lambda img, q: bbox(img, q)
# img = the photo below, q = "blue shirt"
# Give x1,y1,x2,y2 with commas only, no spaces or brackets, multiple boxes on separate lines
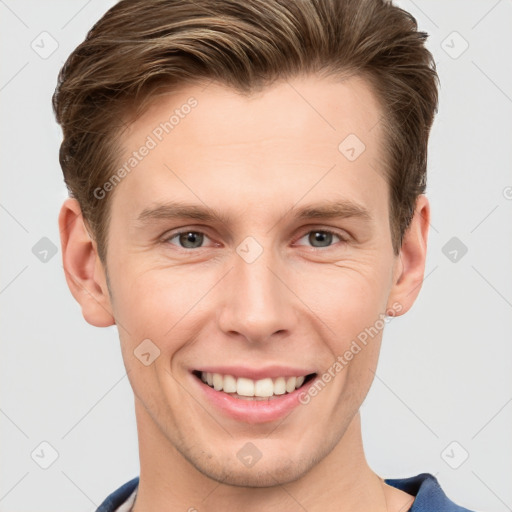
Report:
96,473,477,511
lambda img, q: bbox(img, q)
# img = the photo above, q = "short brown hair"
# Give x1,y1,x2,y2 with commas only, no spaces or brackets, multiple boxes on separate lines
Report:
53,0,439,263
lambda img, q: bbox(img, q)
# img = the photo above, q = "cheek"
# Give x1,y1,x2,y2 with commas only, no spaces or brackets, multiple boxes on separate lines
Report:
111,265,214,404
294,256,393,336
110,262,219,343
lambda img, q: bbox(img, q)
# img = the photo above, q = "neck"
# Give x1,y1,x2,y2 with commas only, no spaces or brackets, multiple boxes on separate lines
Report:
131,399,411,512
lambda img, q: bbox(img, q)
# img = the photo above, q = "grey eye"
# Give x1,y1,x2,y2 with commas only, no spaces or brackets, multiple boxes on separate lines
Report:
309,231,334,247
168,231,205,249
296,230,342,248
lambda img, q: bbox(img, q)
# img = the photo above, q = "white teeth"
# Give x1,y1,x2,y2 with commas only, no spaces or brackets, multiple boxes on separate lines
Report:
223,374,237,393
199,372,311,397
285,377,296,393
236,377,255,397
212,373,223,391
254,378,274,397
273,377,286,395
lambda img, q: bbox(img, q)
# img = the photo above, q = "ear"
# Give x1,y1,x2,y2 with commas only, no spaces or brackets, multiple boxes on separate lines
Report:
58,198,115,327
386,194,430,316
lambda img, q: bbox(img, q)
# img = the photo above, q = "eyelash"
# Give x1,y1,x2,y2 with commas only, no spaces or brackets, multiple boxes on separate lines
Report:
161,228,348,250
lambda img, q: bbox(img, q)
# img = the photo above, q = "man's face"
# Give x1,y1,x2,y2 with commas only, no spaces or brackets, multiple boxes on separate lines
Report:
102,75,403,486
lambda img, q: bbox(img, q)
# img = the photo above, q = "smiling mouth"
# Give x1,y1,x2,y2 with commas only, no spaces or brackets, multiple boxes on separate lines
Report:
192,370,317,400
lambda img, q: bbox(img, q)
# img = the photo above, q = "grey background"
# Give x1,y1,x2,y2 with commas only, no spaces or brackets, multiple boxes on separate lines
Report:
1,1,511,511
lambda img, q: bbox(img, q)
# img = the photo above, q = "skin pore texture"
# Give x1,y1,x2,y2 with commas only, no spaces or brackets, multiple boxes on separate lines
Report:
59,75,430,512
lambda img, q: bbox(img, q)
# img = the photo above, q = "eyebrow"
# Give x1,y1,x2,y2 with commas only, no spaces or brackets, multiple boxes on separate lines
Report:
291,201,372,222
135,199,372,227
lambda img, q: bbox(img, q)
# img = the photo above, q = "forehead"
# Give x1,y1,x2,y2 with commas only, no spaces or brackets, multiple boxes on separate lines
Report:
132,74,383,152
111,74,387,223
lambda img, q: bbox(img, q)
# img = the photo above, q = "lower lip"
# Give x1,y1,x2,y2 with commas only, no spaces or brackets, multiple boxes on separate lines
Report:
190,373,317,424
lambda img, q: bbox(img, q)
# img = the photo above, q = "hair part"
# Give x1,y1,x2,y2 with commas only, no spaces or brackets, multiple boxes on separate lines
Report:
53,0,439,263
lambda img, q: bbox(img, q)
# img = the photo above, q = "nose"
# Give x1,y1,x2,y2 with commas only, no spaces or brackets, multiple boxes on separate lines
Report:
217,242,297,344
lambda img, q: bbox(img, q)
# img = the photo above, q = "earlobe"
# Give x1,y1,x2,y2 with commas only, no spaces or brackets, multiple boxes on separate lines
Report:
386,195,430,316
58,198,115,327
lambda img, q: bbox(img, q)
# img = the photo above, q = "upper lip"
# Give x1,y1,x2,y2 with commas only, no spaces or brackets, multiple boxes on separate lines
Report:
192,365,316,380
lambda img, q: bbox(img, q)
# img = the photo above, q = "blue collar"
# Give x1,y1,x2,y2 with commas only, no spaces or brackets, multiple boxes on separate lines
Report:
96,473,475,511
385,473,475,511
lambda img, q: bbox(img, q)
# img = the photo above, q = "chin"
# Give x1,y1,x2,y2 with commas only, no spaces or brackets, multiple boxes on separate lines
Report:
210,465,301,488
192,453,312,488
